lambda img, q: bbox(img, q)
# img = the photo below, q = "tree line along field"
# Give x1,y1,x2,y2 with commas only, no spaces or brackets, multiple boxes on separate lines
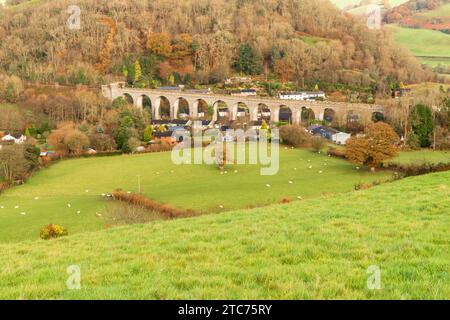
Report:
0,170,448,299
0,147,394,243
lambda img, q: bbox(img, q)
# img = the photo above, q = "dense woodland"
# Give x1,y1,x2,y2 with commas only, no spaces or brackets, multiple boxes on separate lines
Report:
0,0,434,92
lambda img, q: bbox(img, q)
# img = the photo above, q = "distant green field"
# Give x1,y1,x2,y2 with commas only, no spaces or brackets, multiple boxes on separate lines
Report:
419,3,450,18
330,0,409,10
0,147,393,243
0,171,448,299
419,57,450,68
386,150,450,165
331,0,362,9
2,0,46,10
386,24,450,67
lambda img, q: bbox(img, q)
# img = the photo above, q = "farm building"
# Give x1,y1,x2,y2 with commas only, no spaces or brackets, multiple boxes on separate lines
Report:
310,125,351,145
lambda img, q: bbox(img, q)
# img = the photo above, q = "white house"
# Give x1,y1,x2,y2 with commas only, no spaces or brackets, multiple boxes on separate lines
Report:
332,132,351,145
1,134,16,142
231,89,257,97
279,91,326,101
1,134,27,144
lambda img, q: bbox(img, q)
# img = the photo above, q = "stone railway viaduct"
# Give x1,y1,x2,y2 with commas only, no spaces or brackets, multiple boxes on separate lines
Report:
102,82,384,124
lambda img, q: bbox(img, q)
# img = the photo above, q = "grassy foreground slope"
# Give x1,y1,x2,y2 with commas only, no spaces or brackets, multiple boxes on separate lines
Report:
0,148,392,242
0,171,448,299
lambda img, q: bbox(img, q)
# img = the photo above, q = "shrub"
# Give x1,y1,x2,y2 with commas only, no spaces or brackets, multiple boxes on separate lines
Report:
112,190,196,219
127,137,142,153
105,202,163,225
354,183,371,191
89,133,117,152
407,132,421,150
280,197,291,204
40,224,68,240
143,125,154,143
279,125,310,148
327,147,346,159
146,142,173,153
64,130,90,154
311,135,326,152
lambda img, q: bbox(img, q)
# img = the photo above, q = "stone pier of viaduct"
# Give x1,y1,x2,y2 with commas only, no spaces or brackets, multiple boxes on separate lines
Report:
102,82,384,124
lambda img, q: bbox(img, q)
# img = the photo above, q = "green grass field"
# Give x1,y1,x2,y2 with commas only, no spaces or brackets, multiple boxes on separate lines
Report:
0,147,393,243
419,3,450,18
387,150,450,165
0,171,448,299
386,24,450,68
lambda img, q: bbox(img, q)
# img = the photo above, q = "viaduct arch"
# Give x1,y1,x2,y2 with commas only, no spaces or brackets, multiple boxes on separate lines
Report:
102,82,385,125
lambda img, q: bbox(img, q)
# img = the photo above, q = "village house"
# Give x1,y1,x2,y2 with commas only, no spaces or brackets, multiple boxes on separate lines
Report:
231,89,257,97
310,125,351,145
1,134,27,145
279,91,326,101
332,131,351,145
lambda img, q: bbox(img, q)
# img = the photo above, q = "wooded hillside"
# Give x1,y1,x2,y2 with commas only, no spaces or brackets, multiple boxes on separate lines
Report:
0,0,433,89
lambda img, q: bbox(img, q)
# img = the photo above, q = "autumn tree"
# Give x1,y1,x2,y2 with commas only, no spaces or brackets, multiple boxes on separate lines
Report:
0,104,26,134
274,58,294,83
279,125,310,148
134,60,142,84
171,33,193,57
64,130,90,154
94,17,116,72
0,75,23,103
0,144,38,182
346,122,399,169
146,32,172,57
